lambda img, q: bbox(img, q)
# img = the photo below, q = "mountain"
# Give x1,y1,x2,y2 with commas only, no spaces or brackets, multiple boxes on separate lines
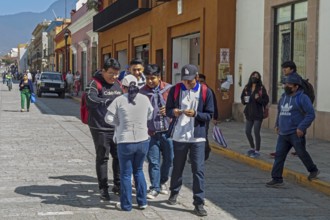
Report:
0,0,77,56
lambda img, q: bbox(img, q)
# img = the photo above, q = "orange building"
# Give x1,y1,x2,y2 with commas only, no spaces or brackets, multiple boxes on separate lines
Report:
93,0,236,119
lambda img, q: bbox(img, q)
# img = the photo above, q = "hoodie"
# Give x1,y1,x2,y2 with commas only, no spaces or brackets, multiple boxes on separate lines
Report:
85,71,123,130
276,89,315,135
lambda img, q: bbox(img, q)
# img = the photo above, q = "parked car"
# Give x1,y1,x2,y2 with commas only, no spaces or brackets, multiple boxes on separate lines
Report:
36,72,65,98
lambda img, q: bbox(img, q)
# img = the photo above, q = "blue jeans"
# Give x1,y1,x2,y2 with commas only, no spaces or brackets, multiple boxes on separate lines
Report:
147,132,173,192
271,133,318,181
117,140,149,211
170,141,205,206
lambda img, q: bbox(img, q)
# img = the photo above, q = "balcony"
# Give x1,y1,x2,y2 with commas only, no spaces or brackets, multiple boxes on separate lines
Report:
93,0,151,32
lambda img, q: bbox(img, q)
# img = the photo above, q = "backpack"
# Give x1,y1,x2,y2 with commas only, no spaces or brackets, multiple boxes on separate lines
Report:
173,83,208,103
80,78,102,124
300,78,315,104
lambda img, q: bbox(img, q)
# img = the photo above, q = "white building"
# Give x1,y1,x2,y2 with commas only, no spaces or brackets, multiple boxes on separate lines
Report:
234,0,330,141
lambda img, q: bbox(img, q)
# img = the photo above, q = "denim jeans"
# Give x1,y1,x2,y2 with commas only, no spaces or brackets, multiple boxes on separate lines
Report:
147,132,173,192
90,129,120,190
245,119,262,151
271,133,318,181
117,140,149,211
170,141,205,206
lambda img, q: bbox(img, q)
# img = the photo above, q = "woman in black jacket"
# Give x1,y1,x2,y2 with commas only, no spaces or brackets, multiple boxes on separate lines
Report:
241,71,269,158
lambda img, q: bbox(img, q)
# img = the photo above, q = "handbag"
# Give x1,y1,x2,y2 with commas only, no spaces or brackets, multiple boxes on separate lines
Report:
263,105,269,119
31,93,36,103
212,126,227,148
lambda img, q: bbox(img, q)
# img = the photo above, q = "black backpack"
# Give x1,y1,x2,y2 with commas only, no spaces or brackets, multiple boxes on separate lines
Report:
300,78,315,104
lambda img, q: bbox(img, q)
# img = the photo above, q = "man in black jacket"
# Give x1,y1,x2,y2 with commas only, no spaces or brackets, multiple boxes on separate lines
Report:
86,58,122,201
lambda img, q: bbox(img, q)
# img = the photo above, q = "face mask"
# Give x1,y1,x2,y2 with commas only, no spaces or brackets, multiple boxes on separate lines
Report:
251,77,259,83
284,86,294,95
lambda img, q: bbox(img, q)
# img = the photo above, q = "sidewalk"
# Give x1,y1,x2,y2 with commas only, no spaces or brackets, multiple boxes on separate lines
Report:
208,121,330,196
67,94,330,196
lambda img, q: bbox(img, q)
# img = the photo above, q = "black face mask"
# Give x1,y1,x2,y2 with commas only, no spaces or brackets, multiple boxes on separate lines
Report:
251,77,259,83
284,86,294,95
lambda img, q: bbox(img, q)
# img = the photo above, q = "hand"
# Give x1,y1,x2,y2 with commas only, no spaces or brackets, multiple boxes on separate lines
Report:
255,94,259,99
173,108,183,117
183,109,195,117
159,106,166,116
275,127,279,134
296,129,304,137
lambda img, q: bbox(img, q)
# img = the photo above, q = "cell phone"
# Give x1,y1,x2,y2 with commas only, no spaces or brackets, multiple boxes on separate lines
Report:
178,109,184,113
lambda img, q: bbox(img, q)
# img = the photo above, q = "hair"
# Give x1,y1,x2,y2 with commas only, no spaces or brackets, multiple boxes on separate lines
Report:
103,58,120,71
130,58,143,66
144,64,161,76
245,71,263,89
122,82,139,105
198,73,206,81
281,61,297,72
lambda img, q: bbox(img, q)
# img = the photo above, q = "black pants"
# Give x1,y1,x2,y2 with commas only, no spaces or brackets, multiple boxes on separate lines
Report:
90,129,120,190
245,119,262,151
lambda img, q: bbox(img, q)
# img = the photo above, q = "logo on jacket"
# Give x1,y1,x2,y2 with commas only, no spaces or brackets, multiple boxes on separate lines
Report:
280,103,292,116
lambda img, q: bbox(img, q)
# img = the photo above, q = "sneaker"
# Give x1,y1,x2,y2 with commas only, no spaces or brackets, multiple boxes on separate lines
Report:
168,192,178,205
247,149,255,156
250,151,260,158
160,183,169,195
100,188,110,201
138,204,148,210
20,109,25,112
194,204,208,217
27,109,29,112
269,152,276,157
115,202,122,210
308,170,320,181
147,189,159,199
112,185,120,195
266,179,284,188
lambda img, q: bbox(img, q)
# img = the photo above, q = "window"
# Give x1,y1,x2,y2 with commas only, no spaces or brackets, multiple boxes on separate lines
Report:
273,1,307,103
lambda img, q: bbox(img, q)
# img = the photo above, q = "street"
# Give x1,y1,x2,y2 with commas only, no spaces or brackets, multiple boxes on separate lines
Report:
0,81,329,220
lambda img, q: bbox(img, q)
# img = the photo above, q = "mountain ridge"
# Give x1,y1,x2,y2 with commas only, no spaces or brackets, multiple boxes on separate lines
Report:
0,0,76,55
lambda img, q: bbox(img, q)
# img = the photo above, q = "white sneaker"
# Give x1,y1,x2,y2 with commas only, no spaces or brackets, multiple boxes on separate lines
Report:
160,183,169,195
115,202,122,210
138,204,148,210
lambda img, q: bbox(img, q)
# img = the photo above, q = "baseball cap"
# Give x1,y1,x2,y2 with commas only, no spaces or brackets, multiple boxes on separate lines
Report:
181,64,198,81
284,74,301,86
122,74,138,87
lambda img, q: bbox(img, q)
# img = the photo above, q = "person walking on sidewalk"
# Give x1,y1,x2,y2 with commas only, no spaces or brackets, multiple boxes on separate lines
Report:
74,71,81,96
241,71,269,158
66,70,74,95
19,73,34,112
85,58,122,201
166,64,214,217
139,64,173,200
266,74,319,187
105,74,153,211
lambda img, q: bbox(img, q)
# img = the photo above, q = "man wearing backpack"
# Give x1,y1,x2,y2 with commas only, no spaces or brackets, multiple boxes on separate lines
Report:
139,64,173,200
165,64,214,217
270,61,315,157
266,74,319,187
85,58,123,201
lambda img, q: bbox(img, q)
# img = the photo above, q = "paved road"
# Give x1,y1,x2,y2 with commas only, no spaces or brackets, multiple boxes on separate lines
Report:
0,81,329,220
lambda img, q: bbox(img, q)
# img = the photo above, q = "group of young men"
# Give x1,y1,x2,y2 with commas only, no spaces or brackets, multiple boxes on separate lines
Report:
85,58,215,216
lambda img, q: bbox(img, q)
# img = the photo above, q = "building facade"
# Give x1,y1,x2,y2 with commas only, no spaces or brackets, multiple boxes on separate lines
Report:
93,0,236,119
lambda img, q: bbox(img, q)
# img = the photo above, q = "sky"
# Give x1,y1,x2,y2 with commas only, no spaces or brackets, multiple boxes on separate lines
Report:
0,0,58,16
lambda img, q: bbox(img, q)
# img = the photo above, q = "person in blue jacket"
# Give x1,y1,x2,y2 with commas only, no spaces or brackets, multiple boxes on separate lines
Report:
266,74,319,188
165,64,214,217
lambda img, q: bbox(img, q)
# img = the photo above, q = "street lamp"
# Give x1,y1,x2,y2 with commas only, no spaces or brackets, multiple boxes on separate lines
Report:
64,29,69,73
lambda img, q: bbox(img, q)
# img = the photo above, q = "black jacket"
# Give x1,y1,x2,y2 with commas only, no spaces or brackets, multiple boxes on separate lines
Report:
240,85,269,121
86,71,123,130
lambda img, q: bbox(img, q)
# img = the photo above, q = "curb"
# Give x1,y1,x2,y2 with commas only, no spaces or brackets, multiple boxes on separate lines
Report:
210,143,330,197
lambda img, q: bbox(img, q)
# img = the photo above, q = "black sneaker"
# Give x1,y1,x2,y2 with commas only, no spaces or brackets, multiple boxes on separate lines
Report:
112,185,120,195
308,170,320,181
194,204,208,217
168,192,178,205
266,179,284,188
100,188,110,201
